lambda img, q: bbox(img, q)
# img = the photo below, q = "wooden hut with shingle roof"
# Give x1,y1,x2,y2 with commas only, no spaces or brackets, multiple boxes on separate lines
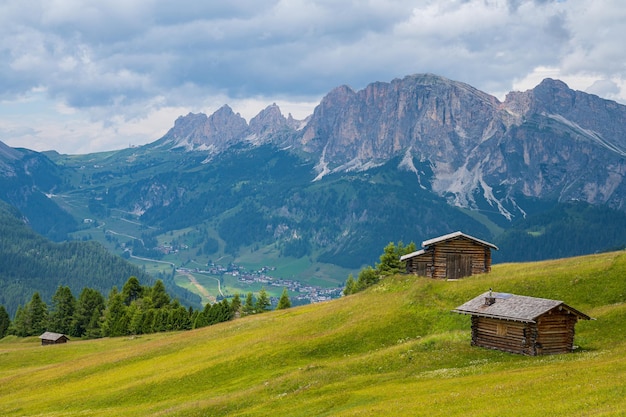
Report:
400,231,498,279
452,291,591,355
39,332,69,346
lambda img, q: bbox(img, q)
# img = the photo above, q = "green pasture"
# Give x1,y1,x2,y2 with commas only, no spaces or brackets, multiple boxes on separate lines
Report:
2,251,626,416
174,271,284,305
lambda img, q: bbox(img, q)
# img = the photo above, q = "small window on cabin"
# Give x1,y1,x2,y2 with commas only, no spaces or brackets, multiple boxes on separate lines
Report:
496,323,508,336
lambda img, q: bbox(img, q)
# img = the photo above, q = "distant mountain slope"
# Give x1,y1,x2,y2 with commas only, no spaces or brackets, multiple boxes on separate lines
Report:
0,142,76,240
0,200,200,316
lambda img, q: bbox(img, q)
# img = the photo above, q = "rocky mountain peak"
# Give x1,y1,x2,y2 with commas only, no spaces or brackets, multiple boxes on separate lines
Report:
301,73,504,172
154,105,248,152
152,102,305,153
204,105,248,150
248,103,288,139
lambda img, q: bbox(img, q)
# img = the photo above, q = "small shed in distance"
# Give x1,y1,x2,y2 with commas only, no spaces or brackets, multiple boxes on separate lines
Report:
452,292,591,355
39,332,69,346
400,231,497,279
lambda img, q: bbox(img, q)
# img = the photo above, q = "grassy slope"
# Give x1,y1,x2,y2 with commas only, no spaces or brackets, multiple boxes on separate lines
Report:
1,252,626,416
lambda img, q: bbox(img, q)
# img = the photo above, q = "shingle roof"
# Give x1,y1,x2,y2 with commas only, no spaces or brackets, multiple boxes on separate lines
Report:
452,292,591,323
399,249,426,261
39,332,68,341
422,231,498,250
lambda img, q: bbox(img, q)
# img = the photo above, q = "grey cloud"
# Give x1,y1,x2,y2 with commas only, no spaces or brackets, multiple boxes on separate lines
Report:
0,126,39,138
0,0,624,120
586,79,620,98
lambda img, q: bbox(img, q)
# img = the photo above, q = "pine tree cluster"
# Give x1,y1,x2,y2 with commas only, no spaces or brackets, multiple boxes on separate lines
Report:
0,280,292,340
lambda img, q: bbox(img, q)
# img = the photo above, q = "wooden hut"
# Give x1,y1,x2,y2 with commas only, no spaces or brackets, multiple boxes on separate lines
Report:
39,332,69,346
400,231,497,279
452,291,591,355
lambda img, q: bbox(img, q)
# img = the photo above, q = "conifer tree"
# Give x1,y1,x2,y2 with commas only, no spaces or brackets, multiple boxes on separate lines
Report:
121,276,143,306
170,304,191,330
127,303,144,335
255,288,271,312
276,288,291,310
141,309,156,334
103,288,128,337
193,306,209,329
11,305,30,337
151,280,170,309
376,241,416,275
0,305,10,339
28,292,48,335
230,293,242,318
356,266,379,291
219,299,231,322
72,288,105,338
152,308,170,332
49,286,76,335
343,274,357,296
204,302,218,326
85,308,104,339
243,292,255,316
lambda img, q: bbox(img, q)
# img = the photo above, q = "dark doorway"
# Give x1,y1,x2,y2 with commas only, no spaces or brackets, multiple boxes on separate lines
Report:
446,254,472,279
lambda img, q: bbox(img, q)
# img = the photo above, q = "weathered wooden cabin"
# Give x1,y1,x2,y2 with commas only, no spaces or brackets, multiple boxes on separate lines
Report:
39,332,69,346
400,231,497,279
452,292,591,355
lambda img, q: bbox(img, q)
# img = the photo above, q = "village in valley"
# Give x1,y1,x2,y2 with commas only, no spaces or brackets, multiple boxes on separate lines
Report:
176,262,343,305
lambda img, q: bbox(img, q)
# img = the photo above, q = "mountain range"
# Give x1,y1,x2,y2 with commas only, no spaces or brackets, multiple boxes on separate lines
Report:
154,74,626,218
1,73,626,306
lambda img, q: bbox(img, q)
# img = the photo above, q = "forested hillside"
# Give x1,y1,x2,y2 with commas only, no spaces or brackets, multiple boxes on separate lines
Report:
0,201,200,316
0,144,77,241
493,201,626,262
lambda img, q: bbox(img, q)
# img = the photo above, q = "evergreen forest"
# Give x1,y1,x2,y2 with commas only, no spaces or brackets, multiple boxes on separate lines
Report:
0,200,200,317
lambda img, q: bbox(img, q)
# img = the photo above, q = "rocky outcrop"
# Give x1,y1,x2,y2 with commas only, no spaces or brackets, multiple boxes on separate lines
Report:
154,103,303,152
156,105,248,153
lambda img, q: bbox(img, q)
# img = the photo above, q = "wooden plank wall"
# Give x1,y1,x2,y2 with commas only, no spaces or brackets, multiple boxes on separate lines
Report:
406,253,434,277
432,239,491,279
471,317,533,355
472,311,579,355
536,311,578,355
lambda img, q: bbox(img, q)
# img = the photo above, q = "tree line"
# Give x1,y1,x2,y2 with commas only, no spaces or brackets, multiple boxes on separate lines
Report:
0,277,292,340
343,241,416,295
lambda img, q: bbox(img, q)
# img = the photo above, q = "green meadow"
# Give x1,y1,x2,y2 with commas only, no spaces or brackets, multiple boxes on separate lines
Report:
1,251,626,416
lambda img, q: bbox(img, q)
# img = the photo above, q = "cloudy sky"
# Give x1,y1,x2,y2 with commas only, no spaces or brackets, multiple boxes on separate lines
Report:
1,0,624,154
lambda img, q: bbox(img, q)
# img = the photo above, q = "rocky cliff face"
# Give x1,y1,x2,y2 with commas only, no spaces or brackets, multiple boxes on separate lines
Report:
149,73,626,218
478,78,626,214
299,74,626,218
301,74,503,167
